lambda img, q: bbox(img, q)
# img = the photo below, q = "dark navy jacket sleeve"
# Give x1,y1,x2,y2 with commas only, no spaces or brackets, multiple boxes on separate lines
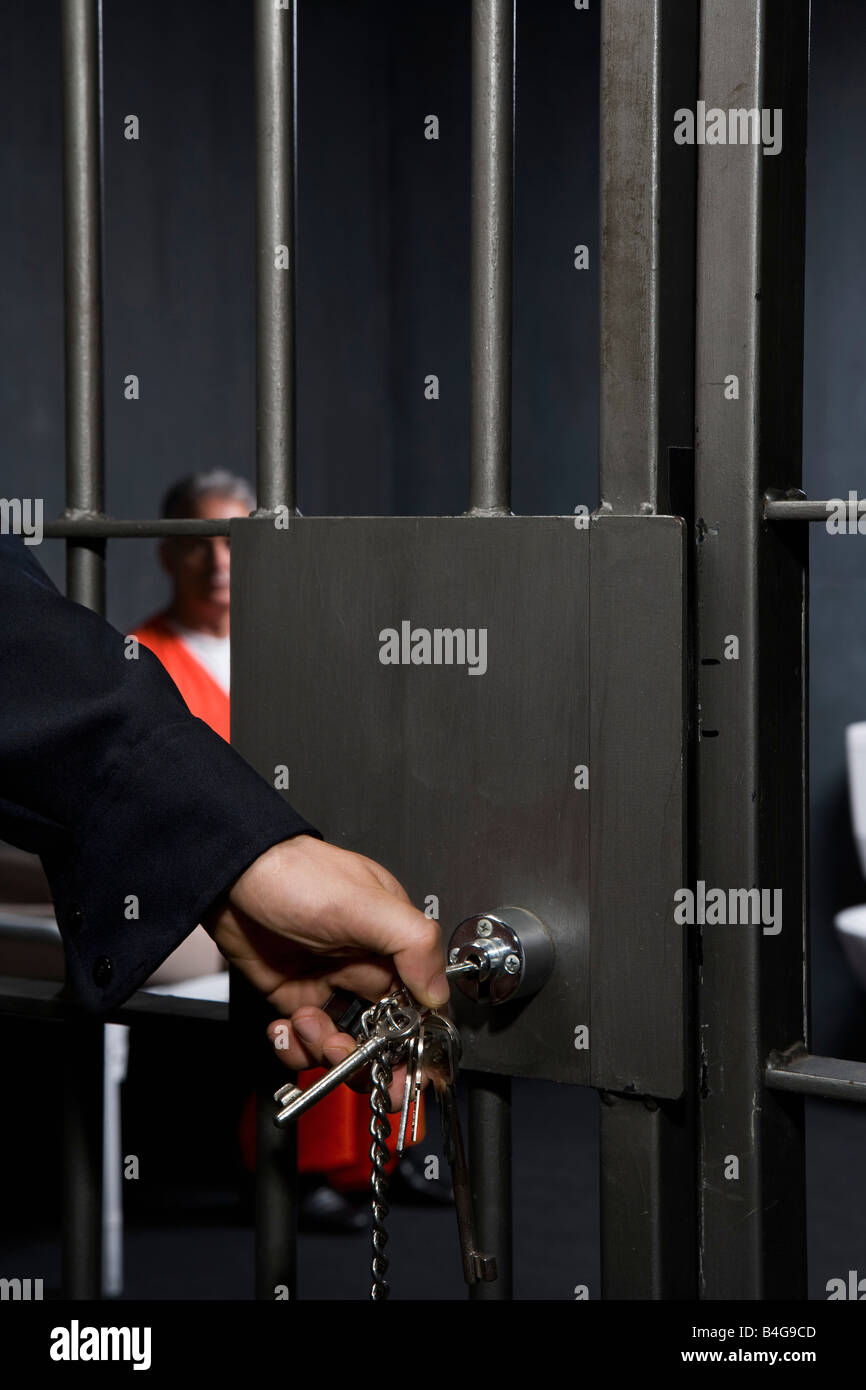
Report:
0,535,321,1012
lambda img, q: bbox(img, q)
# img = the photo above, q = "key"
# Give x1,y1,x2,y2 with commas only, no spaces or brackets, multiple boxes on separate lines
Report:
396,1027,425,1158
272,991,378,1112
396,1001,461,1157
273,996,421,1126
273,991,388,1115
409,1030,425,1147
425,1015,497,1285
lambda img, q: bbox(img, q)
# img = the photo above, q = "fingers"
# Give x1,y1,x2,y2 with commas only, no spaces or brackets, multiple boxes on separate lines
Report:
365,897,449,1009
228,835,449,1010
263,961,398,1020
266,1007,409,1110
324,892,447,1009
266,1009,357,1072
320,959,400,1002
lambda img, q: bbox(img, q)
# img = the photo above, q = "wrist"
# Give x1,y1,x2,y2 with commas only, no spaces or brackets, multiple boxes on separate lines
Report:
226,832,319,914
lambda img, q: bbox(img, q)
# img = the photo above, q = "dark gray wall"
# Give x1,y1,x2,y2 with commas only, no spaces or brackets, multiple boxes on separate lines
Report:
0,0,863,1050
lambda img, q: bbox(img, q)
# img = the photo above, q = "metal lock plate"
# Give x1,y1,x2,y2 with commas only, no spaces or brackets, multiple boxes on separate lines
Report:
231,513,686,1095
231,514,591,1084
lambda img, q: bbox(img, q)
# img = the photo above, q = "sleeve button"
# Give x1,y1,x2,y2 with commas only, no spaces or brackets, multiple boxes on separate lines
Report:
92,956,113,988
68,905,84,936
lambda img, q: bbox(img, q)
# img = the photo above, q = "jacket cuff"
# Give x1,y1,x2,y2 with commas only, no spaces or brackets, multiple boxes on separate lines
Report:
43,717,321,1012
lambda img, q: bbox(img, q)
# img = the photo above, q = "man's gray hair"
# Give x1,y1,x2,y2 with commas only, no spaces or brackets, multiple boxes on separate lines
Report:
160,470,256,519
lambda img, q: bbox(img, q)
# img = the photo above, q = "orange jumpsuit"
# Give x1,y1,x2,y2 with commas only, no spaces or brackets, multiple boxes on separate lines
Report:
132,612,413,1186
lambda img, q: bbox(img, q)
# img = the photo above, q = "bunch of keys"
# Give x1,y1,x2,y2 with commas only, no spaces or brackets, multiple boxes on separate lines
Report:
273,976,497,1300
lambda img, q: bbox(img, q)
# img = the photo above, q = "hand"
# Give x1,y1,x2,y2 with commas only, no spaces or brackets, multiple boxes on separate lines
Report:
203,834,448,1103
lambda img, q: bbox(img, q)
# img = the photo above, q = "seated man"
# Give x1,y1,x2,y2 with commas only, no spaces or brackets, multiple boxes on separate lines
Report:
131,470,240,742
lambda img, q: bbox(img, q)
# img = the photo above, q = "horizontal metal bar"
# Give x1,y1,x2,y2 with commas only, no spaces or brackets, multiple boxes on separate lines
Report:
765,1050,866,1102
42,517,234,538
0,975,228,1027
764,497,854,522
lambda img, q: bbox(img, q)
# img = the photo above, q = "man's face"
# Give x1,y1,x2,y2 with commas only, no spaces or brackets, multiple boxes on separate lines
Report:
160,492,250,627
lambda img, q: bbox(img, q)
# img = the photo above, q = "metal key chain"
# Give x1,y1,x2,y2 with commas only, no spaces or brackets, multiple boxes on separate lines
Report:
368,1047,395,1300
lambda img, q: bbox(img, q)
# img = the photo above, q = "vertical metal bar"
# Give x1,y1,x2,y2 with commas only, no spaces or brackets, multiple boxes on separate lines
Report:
60,0,105,1300
61,1023,104,1299
254,0,297,514
230,970,299,1300
467,1073,513,1300
62,0,105,610
254,1026,299,1301
234,973,301,1302
599,1093,695,1298
599,0,698,516
596,0,699,1299
694,0,810,1298
466,4,515,1269
250,0,299,1299
468,0,514,516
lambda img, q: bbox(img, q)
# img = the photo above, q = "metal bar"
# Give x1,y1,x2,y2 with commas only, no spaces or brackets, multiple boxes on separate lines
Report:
250,0,299,1298
599,1092,696,1298
595,0,699,1301
254,0,297,514
599,0,699,515
589,516,688,1099
765,497,863,522
43,517,232,538
60,0,106,1301
694,0,810,1300
229,970,297,1299
467,1072,512,1300
61,1019,104,1299
766,1051,866,1102
468,0,514,516
0,976,228,1027
62,0,105,611
254,1043,298,1301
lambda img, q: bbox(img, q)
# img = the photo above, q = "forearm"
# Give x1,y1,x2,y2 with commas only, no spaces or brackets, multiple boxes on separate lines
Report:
0,536,320,1010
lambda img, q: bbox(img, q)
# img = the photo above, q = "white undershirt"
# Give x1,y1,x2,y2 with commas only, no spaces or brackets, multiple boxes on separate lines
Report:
165,619,231,694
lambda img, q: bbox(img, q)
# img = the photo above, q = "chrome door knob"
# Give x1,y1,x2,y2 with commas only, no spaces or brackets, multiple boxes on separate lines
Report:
447,907,554,1005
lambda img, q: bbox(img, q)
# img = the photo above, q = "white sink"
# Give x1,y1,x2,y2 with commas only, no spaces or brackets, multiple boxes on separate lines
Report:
835,904,866,992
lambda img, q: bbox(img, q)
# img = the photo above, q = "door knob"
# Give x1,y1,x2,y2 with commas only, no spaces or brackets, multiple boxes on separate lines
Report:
447,906,554,1005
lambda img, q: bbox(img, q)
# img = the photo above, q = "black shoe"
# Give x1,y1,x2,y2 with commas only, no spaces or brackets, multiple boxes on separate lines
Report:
298,1179,368,1234
387,1153,454,1207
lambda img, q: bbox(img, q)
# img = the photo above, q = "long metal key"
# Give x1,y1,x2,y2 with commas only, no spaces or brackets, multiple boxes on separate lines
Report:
424,1013,497,1285
395,1026,424,1157
273,996,420,1125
